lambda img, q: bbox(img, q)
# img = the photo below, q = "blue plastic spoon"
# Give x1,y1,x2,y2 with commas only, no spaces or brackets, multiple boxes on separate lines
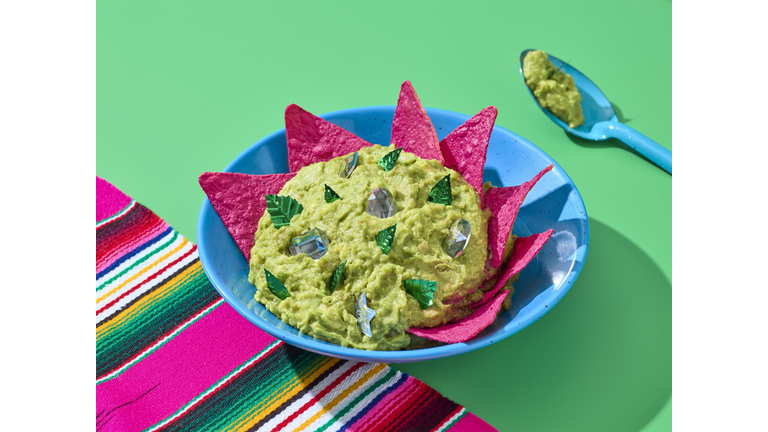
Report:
519,49,672,174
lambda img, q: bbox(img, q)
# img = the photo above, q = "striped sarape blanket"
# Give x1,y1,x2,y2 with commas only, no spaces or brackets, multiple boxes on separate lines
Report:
96,177,496,432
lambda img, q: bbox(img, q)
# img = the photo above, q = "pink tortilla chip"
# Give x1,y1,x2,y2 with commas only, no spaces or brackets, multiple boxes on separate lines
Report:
484,164,554,268
285,104,373,173
391,81,444,164
439,106,497,202
442,287,479,305
471,229,554,309
199,171,296,259
408,289,510,344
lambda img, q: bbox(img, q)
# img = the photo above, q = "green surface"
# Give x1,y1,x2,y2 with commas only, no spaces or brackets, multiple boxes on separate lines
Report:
97,1,671,431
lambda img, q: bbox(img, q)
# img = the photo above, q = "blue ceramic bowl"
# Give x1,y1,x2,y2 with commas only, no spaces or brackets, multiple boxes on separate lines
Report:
197,106,589,363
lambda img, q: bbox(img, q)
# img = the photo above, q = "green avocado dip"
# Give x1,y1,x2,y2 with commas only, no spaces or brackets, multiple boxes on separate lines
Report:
247,145,502,351
523,50,585,128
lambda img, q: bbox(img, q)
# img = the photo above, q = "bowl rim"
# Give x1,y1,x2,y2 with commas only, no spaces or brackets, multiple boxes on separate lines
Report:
197,105,590,363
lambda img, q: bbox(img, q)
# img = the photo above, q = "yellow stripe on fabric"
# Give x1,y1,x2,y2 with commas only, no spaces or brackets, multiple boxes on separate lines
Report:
95,298,225,385
96,260,201,338
292,363,387,432
223,356,340,432
96,237,189,304
96,260,202,339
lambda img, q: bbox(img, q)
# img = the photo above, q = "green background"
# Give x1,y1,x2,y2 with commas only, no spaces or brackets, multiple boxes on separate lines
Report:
97,1,671,430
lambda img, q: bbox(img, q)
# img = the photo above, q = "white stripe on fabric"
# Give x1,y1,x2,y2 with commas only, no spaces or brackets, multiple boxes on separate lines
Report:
96,242,196,323
253,361,359,432
96,218,170,274
276,363,381,432
436,408,466,432
143,341,284,432
277,364,378,432
292,365,389,432
96,299,225,385
324,371,404,432
96,229,178,290
95,235,189,312
96,200,137,228
95,232,185,302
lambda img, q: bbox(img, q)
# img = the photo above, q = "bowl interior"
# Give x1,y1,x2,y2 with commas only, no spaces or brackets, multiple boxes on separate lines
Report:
197,106,589,363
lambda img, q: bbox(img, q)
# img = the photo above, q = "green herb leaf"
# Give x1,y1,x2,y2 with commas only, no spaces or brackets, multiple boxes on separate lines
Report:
327,260,347,294
265,194,303,228
427,175,452,205
375,223,397,255
264,269,290,300
403,279,437,309
377,147,403,172
324,184,342,203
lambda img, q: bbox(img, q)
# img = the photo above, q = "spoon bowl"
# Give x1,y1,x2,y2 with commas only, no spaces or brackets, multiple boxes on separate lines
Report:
519,49,672,174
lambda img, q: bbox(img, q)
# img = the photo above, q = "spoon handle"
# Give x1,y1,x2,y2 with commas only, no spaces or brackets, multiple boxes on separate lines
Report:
600,122,672,174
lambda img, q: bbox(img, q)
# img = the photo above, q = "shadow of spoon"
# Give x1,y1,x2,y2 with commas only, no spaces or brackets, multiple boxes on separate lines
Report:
518,49,672,174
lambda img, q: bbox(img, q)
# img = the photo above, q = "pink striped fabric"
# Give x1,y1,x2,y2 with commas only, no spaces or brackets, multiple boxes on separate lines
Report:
96,176,498,432
97,176,132,222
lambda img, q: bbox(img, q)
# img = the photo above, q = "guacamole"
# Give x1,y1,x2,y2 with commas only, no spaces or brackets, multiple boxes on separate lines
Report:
523,50,585,128
248,145,495,351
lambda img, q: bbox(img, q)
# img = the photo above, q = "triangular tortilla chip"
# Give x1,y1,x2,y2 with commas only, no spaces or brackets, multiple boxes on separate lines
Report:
199,171,296,259
407,289,510,344
471,229,554,309
439,106,497,202
484,164,553,268
442,287,478,305
285,104,373,173
391,81,444,164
